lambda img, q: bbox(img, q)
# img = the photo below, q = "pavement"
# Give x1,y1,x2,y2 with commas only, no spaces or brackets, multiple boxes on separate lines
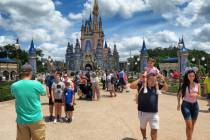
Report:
0,87,210,140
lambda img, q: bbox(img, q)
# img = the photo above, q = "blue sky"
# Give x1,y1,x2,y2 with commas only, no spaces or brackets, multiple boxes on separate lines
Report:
0,0,210,60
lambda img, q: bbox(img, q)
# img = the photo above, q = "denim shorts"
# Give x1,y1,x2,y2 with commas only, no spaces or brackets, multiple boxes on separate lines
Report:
181,100,199,120
206,94,210,99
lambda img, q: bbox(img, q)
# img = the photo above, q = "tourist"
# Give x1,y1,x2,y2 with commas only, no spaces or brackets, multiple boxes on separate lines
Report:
102,71,106,90
45,70,56,121
107,71,117,97
203,70,210,111
143,58,165,94
130,72,168,140
91,72,100,101
11,63,46,140
51,72,65,123
177,67,200,140
119,69,126,90
64,79,75,123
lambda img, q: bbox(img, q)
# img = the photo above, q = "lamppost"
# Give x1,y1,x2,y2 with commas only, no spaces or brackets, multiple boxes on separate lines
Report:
192,56,206,75
137,58,140,72
135,62,138,73
127,62,130,72
14,38,20,79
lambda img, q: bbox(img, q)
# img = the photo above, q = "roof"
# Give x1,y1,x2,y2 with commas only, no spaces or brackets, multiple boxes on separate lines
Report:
160,57,178,63
29,39,36,54
0,58,17,63
140,39,148,54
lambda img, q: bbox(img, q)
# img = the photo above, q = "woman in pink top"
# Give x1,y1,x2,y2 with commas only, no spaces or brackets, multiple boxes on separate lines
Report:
177,68,200,140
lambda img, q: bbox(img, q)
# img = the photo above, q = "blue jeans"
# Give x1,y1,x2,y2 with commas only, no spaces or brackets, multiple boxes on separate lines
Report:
181,100,199,120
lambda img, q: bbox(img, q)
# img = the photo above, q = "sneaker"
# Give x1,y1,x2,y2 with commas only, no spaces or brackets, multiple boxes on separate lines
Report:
58,118,63,123
49,116,54,121
208,108,210,111
143,88,148,94
64,116,68,121
156,90,162,95
53,119,57,124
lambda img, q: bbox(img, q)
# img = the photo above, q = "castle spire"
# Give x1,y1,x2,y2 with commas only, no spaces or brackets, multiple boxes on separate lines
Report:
141,39,147,53
29,39,36,54
93,0,99,17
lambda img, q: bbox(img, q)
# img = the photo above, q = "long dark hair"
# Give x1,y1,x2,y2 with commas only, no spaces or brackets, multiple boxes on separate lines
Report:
180,70,199,98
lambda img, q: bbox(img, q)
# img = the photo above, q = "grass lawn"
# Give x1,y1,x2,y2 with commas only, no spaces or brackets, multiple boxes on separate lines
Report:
0,81,14,102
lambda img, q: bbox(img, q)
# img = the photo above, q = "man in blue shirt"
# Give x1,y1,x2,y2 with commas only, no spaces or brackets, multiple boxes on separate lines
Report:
130,72,168,140
45,70,56,121
11,63,46,140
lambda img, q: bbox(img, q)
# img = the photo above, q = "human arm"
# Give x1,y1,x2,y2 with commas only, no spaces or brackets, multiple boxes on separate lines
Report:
35,82,46,96
177,89,182,111
51,83,55,103
130,79,140,89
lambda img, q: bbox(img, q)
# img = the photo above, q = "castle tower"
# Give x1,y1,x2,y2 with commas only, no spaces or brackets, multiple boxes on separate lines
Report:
113,44,119,70
65,42,74,71
140,39,148,72
28,39,37,74
108,47,113,69
92,0,99,50
96,39,104,69
74,39,81,71
177,36,189,74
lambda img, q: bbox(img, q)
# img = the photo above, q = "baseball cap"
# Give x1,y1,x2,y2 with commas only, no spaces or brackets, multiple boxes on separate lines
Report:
21,63,32,72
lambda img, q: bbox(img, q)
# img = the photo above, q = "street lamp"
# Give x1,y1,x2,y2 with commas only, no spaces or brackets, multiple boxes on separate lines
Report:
137,58,140,72
14,38,20,79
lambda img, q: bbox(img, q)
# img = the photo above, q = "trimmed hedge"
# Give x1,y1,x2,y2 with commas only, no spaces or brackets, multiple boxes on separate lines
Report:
0,81,14,102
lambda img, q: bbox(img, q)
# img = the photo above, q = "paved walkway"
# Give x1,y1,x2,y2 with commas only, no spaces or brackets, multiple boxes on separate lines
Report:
0,88,210,140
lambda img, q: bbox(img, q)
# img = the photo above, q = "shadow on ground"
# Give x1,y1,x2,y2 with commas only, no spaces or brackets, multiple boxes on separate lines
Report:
122,138,137,140
199,109,210,113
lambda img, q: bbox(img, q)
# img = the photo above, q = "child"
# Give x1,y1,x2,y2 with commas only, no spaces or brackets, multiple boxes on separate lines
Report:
52,72,65,123
143,58,165,94
64,79,75,123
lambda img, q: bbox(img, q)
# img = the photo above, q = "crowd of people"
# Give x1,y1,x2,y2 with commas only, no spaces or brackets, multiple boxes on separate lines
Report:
10,57,210,140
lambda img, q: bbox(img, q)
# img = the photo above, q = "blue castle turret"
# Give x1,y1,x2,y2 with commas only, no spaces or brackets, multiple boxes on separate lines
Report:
177,36,189,74
140,39,148,72
28,39,37,74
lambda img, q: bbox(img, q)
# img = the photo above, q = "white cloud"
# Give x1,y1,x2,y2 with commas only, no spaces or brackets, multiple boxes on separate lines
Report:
0,36,14,46
108,30,179,60
193,23,210,41
0,0,71,43
38,42,66,60
54,0,62,6
68,13,83,21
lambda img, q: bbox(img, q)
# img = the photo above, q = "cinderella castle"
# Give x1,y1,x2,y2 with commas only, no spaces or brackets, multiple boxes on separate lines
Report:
65,0,119,71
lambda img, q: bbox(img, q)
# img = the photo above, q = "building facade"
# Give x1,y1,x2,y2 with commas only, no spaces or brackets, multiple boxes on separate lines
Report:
65,0,119,71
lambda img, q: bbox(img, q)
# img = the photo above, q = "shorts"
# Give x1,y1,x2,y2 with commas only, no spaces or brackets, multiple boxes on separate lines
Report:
138,111,159,129
49,96,54,105
181,100,199,120
206,94,210,100
17,120,45,140
54,99,63,103
65,104,74,111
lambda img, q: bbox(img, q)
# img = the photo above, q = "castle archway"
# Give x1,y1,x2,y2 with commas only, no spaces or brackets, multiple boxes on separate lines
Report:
85,64,92,71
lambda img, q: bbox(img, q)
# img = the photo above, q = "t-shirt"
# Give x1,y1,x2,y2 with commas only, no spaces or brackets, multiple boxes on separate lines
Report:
138,87,158,113
119,71,124,78
204,76,210,94
11,80,46,124
144,66,160,75
183,83,199,103
64,88,74,104
45,75,55,94
52,81,65,99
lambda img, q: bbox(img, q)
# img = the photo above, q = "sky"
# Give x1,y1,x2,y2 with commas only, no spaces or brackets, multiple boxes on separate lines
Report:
0,0,210,61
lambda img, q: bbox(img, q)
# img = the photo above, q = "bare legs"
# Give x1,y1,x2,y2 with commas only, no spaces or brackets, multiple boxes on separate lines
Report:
140,128,157,140
185,120,197,140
